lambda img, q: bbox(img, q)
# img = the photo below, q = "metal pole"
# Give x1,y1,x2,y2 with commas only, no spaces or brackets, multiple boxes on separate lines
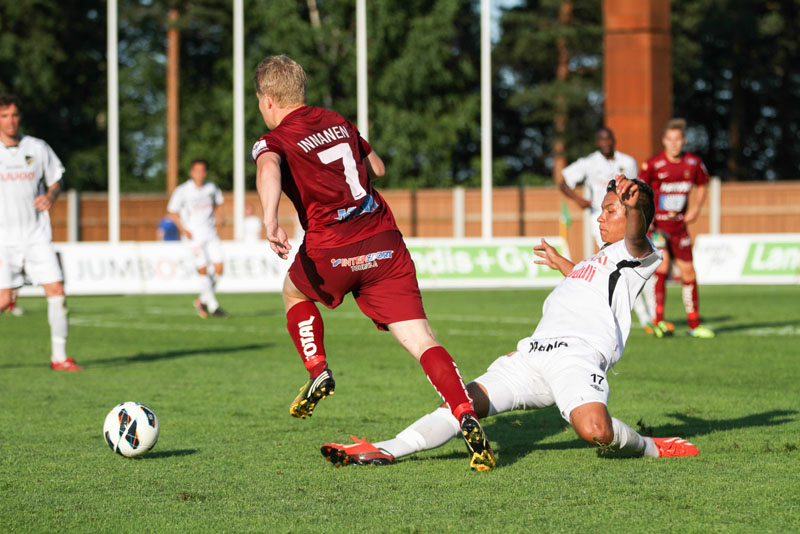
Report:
453,186,465,238
709,175,721,234
233,0,245,240
480,0,492,239
66,189,80,242
356,0,368,140
107,0,120,243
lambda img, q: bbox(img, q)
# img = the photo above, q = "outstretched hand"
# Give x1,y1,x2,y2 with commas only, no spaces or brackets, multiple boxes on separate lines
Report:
266,221,291,260
533,239,561,270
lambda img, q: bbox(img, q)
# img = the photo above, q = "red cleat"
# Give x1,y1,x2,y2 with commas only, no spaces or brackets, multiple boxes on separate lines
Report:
320,435,394,467
193,298,208,319
51,358,82,371
652,437,699,457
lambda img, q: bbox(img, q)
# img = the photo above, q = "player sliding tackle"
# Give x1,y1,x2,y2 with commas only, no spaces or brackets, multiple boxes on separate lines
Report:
252,55,494,471
321,176,699,466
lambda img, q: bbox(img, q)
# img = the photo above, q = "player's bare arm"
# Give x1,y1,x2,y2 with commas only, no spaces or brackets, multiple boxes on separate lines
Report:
365,150,385,180
615,177,653,258
33,180,61,211
167,211,192,240
533,239,575,276
255,151,291,259
684,183,707,224
558,179,591,210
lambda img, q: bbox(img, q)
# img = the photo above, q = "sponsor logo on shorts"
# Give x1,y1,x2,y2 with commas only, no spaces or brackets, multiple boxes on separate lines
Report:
331,250,393,272
528,340,568,352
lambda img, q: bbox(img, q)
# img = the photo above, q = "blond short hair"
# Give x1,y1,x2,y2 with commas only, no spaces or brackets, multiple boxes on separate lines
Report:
253,55,306,107
664,118,687,136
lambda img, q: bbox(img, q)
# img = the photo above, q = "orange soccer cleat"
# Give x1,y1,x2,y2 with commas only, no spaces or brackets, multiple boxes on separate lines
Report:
320,435,394,467
651,437,699,457
51,358,82,371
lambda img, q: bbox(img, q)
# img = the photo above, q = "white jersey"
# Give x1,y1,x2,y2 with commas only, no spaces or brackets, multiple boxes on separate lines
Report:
0,135,64,244
527,239,661,367
167,180,224,242
562,150,638,212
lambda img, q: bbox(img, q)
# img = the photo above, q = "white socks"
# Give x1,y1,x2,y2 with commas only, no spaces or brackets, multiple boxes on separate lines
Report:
200,272,219,313
632,295,652,327
611,417,658,457
374,407,460,459
47,296,68,363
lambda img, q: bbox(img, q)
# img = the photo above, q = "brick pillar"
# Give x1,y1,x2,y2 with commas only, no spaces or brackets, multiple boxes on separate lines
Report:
604,0,672,166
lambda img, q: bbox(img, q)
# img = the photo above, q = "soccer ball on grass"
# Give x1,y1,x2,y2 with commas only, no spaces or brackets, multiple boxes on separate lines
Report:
103,402,159,457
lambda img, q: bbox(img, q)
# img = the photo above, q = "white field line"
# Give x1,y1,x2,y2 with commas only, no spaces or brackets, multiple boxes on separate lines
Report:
737,326,800,336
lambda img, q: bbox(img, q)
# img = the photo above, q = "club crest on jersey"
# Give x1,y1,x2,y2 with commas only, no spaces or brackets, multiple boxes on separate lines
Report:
331,250,393,272
25,155,34,165
684,170,692,179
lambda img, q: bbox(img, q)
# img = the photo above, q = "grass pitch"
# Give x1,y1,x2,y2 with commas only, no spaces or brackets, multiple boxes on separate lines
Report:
1,286,798,533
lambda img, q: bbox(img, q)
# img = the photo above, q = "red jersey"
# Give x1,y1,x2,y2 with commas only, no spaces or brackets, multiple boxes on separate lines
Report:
639,150,709,234
252,106,398,248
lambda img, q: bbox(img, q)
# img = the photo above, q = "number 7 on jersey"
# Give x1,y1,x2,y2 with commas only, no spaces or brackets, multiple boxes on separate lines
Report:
317,143,367,201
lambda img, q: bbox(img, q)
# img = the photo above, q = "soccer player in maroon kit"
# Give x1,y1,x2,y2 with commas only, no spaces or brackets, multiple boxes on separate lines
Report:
639,119,715,338
251,55,495,470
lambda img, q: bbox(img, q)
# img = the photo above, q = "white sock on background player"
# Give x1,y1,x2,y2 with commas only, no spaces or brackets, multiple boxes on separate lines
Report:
642,277,657,319
611,417,658,457
47,296,68,363
200,274,219,313
632,295,653,327
374,407,460,458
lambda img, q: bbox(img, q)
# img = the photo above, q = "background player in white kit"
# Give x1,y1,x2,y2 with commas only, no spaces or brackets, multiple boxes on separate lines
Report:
0,94,80,371
167,158,227,318
321,176,699,466
559,127,660,336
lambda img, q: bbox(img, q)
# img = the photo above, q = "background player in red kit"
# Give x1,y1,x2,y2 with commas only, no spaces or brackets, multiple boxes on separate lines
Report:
251,55,494,471
639,119,715,338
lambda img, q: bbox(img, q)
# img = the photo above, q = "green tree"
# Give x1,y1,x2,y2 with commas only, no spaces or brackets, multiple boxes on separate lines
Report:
672,0,800,181
0,1,107,191
492,0,603,185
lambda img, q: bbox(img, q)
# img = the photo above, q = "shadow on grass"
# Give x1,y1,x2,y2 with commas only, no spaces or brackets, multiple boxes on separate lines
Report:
403,408,797,467
144,449,199,459
0,343,272,369
599,409,797,460
641,409,797,439
90,343,273,366
410,408,585,469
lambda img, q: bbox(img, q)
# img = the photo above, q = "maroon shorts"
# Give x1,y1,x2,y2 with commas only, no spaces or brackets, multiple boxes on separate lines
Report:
652,226,693,262
288,230,426,330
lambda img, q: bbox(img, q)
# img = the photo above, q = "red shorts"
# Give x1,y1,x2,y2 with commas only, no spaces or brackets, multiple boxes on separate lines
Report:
652,226,693,262
288,230,426,330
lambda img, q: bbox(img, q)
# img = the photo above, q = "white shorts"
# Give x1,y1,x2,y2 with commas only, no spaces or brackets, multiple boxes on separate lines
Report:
186,239,223,270
0,242,63,289
474,337,609,423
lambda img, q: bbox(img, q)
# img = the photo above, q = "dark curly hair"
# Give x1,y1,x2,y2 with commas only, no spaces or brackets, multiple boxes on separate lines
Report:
606,178,655,228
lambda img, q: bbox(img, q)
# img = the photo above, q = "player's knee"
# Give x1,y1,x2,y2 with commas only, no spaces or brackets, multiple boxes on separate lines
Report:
574,421,613,446
681,264,696,282
214,263,224,276
571,412,614,446
197,266,208,275
0,293,11,311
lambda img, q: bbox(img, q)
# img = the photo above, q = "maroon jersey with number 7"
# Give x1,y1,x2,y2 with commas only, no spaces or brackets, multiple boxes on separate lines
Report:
251,106,398,249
